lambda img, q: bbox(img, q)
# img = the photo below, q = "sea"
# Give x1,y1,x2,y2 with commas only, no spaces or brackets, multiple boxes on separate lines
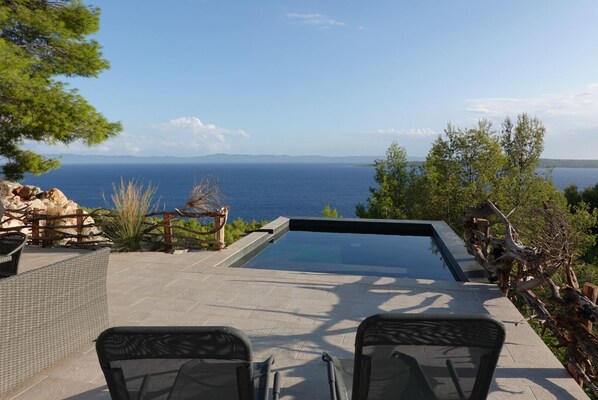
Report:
21,164,598,222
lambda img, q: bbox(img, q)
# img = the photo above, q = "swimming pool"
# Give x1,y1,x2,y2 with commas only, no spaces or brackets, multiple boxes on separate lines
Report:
231,218,487,282
243,230,454,280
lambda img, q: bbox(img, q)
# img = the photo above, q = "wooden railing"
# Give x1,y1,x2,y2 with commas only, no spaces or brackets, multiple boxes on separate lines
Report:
0,206,229,250
464,201,598,395
143,207,229,251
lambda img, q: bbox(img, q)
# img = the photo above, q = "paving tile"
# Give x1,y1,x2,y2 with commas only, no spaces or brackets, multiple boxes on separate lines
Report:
296,336,350,361
160,277,224,293
348,302,388,318
9,249,590,400
503,320,545,346
269,285,331,300
229,293,294,309
487,383,536,399
287,298,339,314
253,326,313,360
8,377,108,400
177,287,237,303
44,348,103,384
219,282,276,296
201,315,277,335
127,296,198,313
108,309,151,325
347,290,390,305
135,309,213,326
1,375,48,400
248,306,322,325
504,343,564,368
530,380,590,400
266,358,331,400
191,301,258,318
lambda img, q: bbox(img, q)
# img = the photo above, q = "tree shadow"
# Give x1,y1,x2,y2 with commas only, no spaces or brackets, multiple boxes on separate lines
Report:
234,274,467,398
61,272,581,399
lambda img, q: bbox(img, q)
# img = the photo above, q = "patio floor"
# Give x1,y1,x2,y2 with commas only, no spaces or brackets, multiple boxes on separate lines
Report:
2,242,590,400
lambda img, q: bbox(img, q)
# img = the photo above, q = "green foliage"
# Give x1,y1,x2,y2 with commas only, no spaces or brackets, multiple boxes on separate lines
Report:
356,143,412,219
500,114,544,175
322,204,340,218
0,0,121,180
418,120,505,228
169,217,268,247
101,179,157,251
569,202,598,261
573,261,598,288
225,218,268,245
565,183,598,262
565,185,583,207
496,114,555,212
358,114,566,235
566,182,598,211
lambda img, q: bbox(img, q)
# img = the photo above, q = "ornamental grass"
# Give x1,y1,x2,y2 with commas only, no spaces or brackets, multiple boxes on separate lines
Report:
103,179,157,251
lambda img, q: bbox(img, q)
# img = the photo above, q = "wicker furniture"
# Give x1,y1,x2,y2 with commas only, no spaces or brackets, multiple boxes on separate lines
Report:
0,248,110,396
0,232,27,278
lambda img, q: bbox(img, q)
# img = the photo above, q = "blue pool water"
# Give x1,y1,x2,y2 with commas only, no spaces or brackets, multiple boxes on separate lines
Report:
242,231,456,280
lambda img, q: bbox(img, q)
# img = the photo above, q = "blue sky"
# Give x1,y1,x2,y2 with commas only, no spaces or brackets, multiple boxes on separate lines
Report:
27,1,598,159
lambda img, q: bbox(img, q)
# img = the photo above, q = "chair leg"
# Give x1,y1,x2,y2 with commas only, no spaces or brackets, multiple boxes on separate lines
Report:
446,359,466,400
326,360,337,400
272,371,281,400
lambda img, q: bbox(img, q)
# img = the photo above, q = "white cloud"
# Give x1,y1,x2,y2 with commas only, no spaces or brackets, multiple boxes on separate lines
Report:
285,13,345,28
466,83,598,158
363,128,437,137
145,116,250,154
467,83,598,118
23,117,250,157
160,116,249,141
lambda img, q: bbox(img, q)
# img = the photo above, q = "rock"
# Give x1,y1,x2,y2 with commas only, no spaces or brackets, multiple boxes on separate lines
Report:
0,180,21,197
0,180,102,246
13,186,33,199
39,188,68,205
27,199,47,212
26,185,42,197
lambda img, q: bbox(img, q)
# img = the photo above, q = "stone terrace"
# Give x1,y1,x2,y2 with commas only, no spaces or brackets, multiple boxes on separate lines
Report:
2,240,590,400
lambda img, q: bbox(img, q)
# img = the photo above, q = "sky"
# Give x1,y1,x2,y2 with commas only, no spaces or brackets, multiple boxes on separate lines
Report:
26,1,598,159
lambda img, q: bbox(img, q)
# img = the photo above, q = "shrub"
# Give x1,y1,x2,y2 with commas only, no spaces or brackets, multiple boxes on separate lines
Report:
101,179,157,251
322,204,340,218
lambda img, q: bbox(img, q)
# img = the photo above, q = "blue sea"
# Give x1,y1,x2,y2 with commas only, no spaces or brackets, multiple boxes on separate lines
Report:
22,164,375,221
21,164,598,222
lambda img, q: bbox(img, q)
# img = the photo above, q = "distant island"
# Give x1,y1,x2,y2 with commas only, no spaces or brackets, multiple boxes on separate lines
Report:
539,159,598,168
45,153,383,165
43,153,598,167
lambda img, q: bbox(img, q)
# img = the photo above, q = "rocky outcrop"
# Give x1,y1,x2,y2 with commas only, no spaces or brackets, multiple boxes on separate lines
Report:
0,180,101,245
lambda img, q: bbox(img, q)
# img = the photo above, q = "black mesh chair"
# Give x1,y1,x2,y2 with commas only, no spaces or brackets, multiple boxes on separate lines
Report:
96,326,281,400
322,314,505,400
0,232,27,278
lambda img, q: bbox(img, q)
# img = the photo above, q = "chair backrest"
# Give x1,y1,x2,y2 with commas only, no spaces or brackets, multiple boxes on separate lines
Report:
352,314,505,400
96,326,255,400
0,232,27,277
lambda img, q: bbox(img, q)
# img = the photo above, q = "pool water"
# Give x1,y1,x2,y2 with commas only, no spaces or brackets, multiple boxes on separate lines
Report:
242,231,456,280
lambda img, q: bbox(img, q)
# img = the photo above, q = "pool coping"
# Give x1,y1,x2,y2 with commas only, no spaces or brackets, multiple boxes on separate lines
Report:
218,217,490,284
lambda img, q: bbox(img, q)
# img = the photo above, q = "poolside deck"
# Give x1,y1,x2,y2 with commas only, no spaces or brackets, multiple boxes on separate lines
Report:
2,241,590,400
